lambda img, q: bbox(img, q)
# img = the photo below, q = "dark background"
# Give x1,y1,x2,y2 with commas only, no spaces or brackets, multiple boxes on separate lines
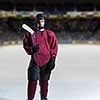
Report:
0,0,100,11
0,0,100,44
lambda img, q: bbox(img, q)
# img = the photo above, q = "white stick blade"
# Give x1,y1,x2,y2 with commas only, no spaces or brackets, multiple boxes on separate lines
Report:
22,24,34,35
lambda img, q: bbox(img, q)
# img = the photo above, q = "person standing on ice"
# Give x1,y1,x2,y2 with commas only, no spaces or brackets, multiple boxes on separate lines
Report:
23,13,58,100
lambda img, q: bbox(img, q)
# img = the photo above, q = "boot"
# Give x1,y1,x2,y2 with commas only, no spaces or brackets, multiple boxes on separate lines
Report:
42,98,48,100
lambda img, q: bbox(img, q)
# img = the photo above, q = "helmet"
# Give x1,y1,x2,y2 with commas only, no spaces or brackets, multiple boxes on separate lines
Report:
36,13,45,21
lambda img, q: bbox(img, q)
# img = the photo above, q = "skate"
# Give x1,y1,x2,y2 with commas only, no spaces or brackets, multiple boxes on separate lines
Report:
41,98,48,100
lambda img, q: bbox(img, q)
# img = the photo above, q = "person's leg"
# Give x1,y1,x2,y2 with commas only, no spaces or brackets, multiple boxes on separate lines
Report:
39,63,52,100
27,58,40,100
27,80,37,100
39,80,48,100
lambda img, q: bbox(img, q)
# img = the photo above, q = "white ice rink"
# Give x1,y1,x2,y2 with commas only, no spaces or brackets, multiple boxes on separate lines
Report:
0,44,100,100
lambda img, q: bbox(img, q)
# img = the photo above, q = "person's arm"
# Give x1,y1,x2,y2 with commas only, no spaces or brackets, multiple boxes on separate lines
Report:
46,31,58,72
23,33,33,55
49,32,58,59
23,33,40,55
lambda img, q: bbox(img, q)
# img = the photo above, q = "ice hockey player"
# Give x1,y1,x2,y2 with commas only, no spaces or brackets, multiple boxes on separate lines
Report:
23,13,58,100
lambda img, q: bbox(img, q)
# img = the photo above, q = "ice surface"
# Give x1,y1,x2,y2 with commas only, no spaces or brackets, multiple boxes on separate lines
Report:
0,44,100,100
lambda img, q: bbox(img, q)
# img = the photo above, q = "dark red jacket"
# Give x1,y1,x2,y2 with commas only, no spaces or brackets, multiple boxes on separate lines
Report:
23,29,58,67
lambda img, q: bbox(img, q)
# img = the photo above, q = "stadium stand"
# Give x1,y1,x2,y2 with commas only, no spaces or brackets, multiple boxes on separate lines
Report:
0,0,100,45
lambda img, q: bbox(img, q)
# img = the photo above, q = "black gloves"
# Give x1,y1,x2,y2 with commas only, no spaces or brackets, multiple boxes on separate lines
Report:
44,57,56,72
49,57,55,70
32,44,40,53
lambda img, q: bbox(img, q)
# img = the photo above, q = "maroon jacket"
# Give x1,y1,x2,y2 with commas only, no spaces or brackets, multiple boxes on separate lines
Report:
23,29,58,67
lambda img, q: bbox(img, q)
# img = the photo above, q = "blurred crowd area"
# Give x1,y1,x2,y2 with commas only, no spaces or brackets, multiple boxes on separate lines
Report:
0,17,100,45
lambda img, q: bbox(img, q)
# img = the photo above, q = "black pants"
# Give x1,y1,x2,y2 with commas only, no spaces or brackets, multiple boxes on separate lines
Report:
28,58,51,80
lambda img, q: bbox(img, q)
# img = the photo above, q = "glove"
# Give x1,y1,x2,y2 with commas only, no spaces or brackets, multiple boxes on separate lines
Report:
32,44,40,53
45,57,56,72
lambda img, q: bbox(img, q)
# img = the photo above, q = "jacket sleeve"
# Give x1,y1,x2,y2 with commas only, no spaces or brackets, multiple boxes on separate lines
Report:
23,33,33,55
49,31,58,59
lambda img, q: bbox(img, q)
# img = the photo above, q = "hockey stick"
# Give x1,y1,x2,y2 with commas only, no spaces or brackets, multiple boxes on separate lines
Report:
22,24,35,38
22,24,40,78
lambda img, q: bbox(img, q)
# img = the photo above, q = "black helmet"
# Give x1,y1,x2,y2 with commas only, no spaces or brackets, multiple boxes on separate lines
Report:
36,13,45,20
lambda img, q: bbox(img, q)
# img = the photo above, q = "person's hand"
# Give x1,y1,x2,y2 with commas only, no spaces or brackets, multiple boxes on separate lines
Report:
48,57,55,70
32,44,40,53
45,57,55,72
